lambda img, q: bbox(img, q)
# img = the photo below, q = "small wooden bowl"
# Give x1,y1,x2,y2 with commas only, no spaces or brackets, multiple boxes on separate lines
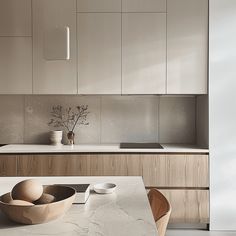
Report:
0,185,76,225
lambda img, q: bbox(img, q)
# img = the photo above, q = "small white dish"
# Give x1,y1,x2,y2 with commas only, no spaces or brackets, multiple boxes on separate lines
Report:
93,183,116,194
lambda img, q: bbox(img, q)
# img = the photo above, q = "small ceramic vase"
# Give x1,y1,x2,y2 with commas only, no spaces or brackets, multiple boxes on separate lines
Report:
50,131,63,146
67,131,75,145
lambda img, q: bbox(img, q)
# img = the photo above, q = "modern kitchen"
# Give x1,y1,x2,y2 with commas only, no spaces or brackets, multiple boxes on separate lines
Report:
0,0,235,235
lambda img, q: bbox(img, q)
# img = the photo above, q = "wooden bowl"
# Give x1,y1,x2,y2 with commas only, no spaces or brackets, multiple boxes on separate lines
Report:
0,185,76,225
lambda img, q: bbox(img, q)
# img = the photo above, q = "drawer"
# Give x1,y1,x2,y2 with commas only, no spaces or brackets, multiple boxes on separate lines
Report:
141,154,209,187
0,155,17,176
17,155,91,176
158,189,209,224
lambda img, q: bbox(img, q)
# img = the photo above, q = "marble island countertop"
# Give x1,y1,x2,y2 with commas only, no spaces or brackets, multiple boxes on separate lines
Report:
0,176,157,236
0,143,209,154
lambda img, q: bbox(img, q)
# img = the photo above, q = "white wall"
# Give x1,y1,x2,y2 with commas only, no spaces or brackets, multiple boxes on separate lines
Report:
209,0,236,230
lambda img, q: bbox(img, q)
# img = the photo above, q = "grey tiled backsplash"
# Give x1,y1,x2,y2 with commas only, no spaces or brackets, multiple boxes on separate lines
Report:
0,95,196,144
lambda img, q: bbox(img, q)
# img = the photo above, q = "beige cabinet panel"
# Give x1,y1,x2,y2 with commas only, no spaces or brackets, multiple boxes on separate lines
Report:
167,0,208,94
0,155,17,176
0,37,32,94
0,0,31,36
142,154,209,187
77,0,121,12
159,189,209,223
33,0,77,94
122,13,166,94
122,0,166,12
78,13,121,94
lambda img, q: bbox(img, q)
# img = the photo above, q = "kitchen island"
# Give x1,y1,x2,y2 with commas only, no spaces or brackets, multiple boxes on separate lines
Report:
0,176,157,236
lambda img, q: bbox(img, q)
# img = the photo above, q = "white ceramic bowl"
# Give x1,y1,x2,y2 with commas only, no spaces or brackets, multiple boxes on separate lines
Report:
93,183,116,194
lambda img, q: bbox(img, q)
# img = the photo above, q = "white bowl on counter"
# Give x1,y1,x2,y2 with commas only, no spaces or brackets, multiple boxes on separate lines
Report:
93,183,116,194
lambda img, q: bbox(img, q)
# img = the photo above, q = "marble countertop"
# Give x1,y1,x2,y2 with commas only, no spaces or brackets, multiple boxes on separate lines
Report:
0,143,209,154
0,176,157,236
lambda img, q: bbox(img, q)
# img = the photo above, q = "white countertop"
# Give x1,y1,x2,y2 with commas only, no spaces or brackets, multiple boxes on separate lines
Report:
0,176,157,236
0,144,209,154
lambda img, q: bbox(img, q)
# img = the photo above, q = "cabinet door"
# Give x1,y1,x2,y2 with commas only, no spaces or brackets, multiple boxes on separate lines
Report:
89,155,128,176
77,0,121,12
122,13,166,94
122,0,166,12
33,0,77,94
167,0,208,94
78,13,121,94
159,189,209,223
0,0,31,36
0,37,32,94
0,155,17,176
142,154,209,187
17,155,91,176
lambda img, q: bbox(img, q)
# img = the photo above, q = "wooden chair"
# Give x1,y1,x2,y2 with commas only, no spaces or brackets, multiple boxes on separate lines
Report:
148,189,171,236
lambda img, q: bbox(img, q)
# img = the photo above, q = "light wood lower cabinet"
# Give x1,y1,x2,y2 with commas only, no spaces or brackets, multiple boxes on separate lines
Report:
17,155,91,176
141,154,209,187
0,155,17,176
17,154,209,187
159,189,209,224
4,153,209,224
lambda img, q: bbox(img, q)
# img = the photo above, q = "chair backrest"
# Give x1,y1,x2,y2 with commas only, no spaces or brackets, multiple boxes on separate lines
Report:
148,189,171,236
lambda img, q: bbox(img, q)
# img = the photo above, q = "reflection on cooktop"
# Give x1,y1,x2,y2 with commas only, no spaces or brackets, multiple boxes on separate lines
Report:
120,143,163,149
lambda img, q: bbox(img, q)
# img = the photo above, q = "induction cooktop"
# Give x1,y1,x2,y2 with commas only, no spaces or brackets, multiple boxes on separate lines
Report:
120,143,163,149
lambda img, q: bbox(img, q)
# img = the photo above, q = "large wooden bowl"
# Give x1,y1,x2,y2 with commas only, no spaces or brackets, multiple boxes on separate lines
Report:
0,185,76,224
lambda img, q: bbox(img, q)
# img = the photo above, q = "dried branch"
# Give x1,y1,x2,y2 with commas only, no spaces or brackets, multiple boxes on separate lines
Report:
48,105,90,132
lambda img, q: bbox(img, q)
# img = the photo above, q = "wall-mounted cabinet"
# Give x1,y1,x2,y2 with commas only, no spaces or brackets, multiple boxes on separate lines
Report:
122,13,166,94
77,0,166,13
0,0,32,94
167,0,208,94
0,38,32,94
78,13,121,94
77,0,121,12
122,0,166,12
0,0,208,95
0,0,32,37
33,0,77,94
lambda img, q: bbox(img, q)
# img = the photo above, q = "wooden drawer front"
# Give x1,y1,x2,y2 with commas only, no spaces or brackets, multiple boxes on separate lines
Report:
158,189,209,224
141,154,209,187
89,154,143,176
0,155,17,176
17,155,91,176
89,155,128,176
17,154,208,188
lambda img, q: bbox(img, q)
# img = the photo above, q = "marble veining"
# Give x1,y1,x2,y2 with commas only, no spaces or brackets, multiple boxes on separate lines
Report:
0,177,158,236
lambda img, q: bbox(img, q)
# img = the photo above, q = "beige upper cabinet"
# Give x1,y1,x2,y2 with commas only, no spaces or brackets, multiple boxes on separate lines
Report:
77,0,121,12
0,0,32,36
122,13,166,94
33,0,77,94
0,0,32,94
0,38,32,94
78,13,121,94
167,0,208,94
122,0,166,12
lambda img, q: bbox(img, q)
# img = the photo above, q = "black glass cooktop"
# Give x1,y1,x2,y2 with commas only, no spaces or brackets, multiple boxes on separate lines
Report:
120,143,163,149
